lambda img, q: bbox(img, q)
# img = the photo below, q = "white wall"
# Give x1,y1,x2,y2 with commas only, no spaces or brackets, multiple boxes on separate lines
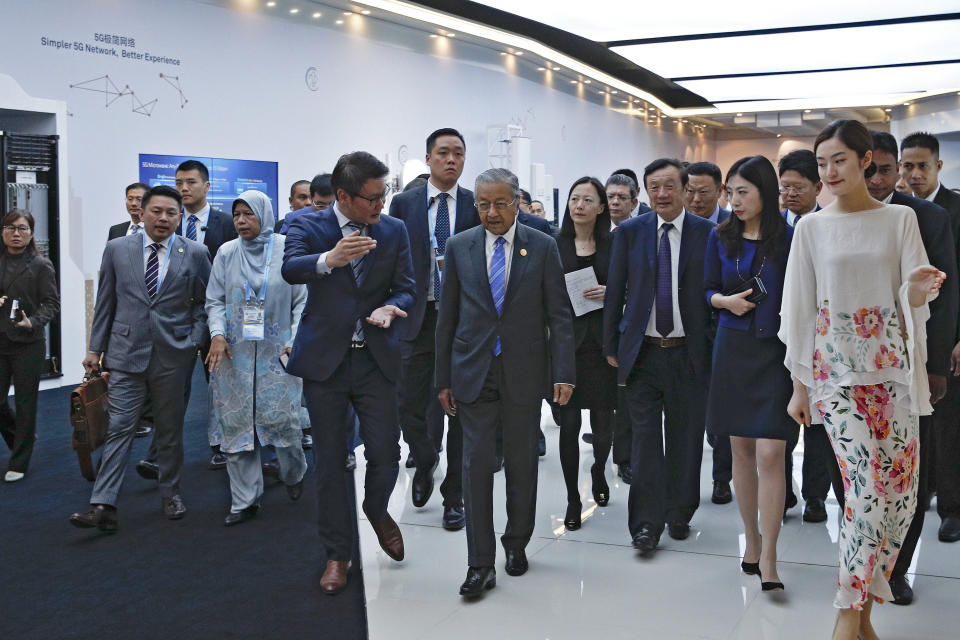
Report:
0,0,711,385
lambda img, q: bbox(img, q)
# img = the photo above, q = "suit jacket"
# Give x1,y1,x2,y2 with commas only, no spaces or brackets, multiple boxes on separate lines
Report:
435,223,575,404
281,206,416,383
107,221,137,242
388,184,480,340
90,234,211,373
891,190,959,372
176,206,237,258
933,185,960,318
518,211,554,236
278,205,315,236
781,204,821,225
556,233,612,350
603,211,715,385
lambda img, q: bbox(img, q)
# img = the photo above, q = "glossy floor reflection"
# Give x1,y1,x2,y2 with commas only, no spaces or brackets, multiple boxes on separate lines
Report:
355,406,959,640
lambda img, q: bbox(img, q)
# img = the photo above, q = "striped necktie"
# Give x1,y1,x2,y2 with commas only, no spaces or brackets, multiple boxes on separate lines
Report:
186,215,198,241
145,242,160,298
346,221,368,340
489,236,506,355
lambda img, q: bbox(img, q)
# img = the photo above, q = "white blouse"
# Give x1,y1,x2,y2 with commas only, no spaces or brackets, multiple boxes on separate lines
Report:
778,203,934,417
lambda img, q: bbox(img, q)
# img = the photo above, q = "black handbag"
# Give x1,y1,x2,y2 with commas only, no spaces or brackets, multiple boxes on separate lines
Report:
726,275,767,304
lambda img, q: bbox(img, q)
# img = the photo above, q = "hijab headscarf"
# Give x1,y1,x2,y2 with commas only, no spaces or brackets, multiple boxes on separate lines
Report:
232,190,275,293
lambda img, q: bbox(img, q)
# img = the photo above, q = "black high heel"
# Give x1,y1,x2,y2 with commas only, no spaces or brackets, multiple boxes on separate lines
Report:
761,581,785,592
740,561,760,576
591,464,609,507
564,502,582,530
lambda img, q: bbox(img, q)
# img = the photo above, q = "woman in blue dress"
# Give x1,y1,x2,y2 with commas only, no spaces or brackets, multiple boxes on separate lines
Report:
704,156,795,590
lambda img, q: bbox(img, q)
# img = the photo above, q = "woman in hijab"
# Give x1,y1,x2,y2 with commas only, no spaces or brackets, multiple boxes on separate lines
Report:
205,190,308,526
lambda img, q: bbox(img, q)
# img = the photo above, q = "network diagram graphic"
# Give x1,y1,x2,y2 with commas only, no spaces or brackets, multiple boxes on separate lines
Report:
68,73,188,116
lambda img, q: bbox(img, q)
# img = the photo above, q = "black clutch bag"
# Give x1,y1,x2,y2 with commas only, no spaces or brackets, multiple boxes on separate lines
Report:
726,276,767,304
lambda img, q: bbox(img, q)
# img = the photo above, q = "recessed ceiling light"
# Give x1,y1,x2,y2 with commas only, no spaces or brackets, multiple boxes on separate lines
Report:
266,1,275,6
736,112,743,116
583,79,591,84
804,109,811,113
429,34,438,38
343,11,352,16
598,89,605,94
776,134,782,138
885,108,892,112
610,90,618,95
361,9,371,14
446,33,455,37
335,19,344,24
289,8,299,14
621,100,628,104
681,119,687,122
312,12,321,18
570,80,577,84
500,52,507,56
553,66,561,71
537,67,545,71
903,102,910,106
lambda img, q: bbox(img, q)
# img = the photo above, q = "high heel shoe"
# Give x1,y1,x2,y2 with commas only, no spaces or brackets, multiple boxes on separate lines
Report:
564,502,582,530
591,464,609,507
761,581,785,592
740,561,760,576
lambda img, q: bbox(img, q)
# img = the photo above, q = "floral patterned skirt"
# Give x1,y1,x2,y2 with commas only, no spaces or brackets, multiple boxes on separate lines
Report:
816,382,919,609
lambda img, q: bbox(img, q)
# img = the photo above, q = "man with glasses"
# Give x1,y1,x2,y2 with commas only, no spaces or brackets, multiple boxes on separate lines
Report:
282,151,416,595
436,168,574,596
778,150,822,227
108,182,149,241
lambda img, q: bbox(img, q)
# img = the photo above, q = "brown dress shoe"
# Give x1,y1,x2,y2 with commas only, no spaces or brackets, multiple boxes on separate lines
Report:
320,560,351,595
162,495,187,520
366,511,405,561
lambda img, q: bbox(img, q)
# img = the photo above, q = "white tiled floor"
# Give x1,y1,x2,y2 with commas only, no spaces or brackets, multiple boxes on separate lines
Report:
354,407,960,640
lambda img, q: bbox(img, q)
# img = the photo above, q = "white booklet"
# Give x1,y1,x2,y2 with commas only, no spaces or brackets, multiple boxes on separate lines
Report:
564,267,603,316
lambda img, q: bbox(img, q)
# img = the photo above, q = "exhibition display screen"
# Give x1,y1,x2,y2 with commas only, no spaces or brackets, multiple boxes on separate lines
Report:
139,153,279,213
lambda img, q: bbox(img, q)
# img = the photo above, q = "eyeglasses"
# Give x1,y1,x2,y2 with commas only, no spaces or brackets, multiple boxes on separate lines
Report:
350,185,392,205
778,186,809,195
475,198,518,213
2,225,30,234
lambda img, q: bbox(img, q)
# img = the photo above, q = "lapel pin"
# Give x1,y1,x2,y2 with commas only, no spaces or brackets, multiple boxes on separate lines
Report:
178,247,184,253
520,248,527,257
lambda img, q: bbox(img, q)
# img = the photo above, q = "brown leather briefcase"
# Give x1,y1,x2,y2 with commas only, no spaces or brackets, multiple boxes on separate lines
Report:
69,372,111,481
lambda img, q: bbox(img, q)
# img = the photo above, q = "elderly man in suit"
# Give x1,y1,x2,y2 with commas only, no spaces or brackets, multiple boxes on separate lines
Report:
390,128,480,530
604,158,714,554
282,151,416,596
436,168,574,597
107,182,149,241
69,185,211,531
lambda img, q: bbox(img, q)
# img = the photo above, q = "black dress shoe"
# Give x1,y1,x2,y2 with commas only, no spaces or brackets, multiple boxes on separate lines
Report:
564,502,582,530
162,495,187,520
135,460,159,480
889,574,914,605
69,504,118,532
803,497,828,523
939,516,960,542
208,452,228,470
617,464,633,485
582,433,594,444
537,430,546,457
224,504,259,526
632,526,659,553
286,479,304,501
134,424,153,438
301,433,313,450
591,463,609,507
712,481,733,504
494,455,504,472
345,452,357,471
505,549,528,576
667,521,690,540
443,504,466,531
405,452,416,469
412,459,438,508
262,461,281,481
459,566,496,597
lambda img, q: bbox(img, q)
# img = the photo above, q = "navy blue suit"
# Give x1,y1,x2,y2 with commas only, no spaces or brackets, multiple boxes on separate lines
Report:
389,184,479,508
518,211,554,236
277,205,315,235
603,211,714,538
282,205,416,561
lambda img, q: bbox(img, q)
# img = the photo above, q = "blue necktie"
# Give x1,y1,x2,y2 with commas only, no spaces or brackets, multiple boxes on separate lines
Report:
346,221,368,340
434,193,450,300
186,214,198,241
145,243,160,298
655,223,674,337
489,236,506,355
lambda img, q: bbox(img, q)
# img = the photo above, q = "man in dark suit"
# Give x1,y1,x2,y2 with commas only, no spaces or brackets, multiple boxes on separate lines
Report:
69,185,211,531
273,179,312,234
611,168,654,218
682,161,732,505
518,190,554,238
107,182,149,241
282,151,416,595
901,131,960,546
278,173,335,235
389,128,480,530
867,131,958,604
603,158,714,554
436,168,574,597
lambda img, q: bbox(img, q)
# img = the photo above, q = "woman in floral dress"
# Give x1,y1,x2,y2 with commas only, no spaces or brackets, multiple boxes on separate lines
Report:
779,120,944,640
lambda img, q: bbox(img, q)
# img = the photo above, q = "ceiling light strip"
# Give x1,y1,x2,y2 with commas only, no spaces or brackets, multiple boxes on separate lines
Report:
671,58,960,82
680,89,959,117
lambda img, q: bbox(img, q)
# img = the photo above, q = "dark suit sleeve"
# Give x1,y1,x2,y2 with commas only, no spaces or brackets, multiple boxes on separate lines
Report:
922,208,958,376
704,230,723,306
26,258,60,330
281,216,326,285
544,241,575,385
603,227,629,359
388,195,405,221
190,248,212,348
435,241,460,390
383,225,416,312
89,245,118,354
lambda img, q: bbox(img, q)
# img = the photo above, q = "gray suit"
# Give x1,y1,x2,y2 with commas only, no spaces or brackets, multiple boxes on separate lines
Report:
89,233,211,506
436,222,574,566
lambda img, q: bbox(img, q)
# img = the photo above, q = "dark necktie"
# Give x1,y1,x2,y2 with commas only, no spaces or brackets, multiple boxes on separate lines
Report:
346,221,368,340
655,223,674,337
130,224,141,235
489,236,506,355
145,242,160,298
434,193,450,300
186,215,198,241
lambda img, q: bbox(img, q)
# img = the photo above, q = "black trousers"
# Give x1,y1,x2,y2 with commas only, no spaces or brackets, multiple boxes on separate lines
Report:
0,340,44,473
933,375,960,519
304,347,400,561
626,343,706,537
612,386,632,467
784,424,834,502
707,433,732,484
399,305,462,507
893,414,934,579
459,356,540,567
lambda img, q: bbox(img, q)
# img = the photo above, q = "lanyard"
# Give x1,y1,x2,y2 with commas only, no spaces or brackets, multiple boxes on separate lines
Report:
144,233,174,289
244,234,275,305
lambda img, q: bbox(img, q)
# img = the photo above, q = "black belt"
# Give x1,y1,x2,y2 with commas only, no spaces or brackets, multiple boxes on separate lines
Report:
643,336,687,348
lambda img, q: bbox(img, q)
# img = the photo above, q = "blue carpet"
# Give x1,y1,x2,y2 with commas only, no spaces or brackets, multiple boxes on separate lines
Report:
0,364,368,639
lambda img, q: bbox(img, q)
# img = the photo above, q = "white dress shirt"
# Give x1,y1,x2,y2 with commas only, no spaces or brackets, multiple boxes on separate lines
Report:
785,203,819,227
484,219,517,284
184,202,210,244
427,180,458,302
142,232,174,288
316,203,367,275
645,211,685,338
882,191,894,205
925,184,942,203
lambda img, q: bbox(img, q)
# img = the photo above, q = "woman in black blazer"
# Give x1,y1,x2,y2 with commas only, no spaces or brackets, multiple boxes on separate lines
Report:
0,210,60,482
555,177,617,530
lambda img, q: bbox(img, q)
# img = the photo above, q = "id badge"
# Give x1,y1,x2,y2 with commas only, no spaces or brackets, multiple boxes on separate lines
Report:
242,304,265,341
